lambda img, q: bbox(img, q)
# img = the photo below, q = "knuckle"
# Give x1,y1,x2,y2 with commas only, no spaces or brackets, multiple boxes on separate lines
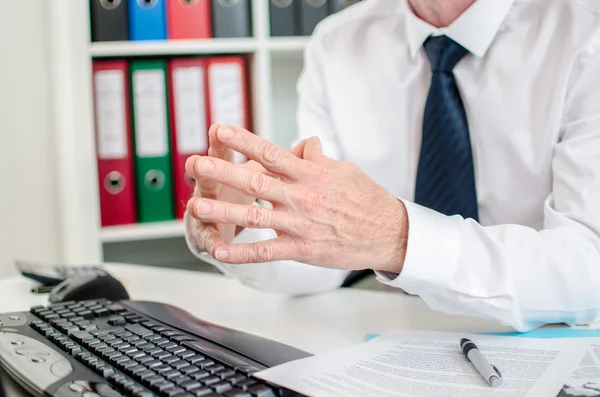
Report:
254,244,275,263
311,167,329,183
260,143,281,165
246,206,269,228
220,162,235,182
246,173,271,197
299,190,326,212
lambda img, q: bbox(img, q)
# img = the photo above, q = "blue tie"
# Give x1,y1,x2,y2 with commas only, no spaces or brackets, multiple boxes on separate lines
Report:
414,35,479,221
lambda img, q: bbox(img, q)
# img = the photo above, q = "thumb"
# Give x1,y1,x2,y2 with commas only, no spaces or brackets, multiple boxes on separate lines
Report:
303,136,328,163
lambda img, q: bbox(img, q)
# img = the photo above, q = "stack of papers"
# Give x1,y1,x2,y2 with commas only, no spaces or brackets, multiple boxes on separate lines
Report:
255,330,600,397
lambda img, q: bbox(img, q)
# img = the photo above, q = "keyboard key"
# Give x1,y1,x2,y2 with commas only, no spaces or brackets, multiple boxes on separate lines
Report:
122,335,141,343
143,359,162,368
186,355,206,364
119,346,137,354
202,376,219,386
234,366,260,377
106,303,126,312
176,350,195,360
94,308,110,317
157,382,176,392
169,359,185,368
172,336,196,342
180,380,202,391
162,356,179,364
204,364,224,374
78,310,94,319
214,369,235,379
112,342,128,349
154,364,172,374
164,370,183,380
108,316,127,326
138,370,155,381
224,388,251,397
182,367,200,376
133,340,149,348
71,331,93,342
163,342,178,350
234,379,256,391
191,371,210,381
191,388,213,397
154,338,170,347
125,324,153,337
161,330,180,337
144,334,161,341
154,351,171,360
176,363,191,372
211,381,232,393
247,385,276,397
137,355,153,364
147,376,165,387
164,387,185,397
198,361,215,369
173,376,192,386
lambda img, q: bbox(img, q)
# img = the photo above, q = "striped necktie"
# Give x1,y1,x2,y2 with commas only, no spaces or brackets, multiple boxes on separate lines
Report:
414,35,479,221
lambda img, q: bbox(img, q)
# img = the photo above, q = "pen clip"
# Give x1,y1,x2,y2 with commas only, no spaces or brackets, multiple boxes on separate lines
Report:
492,365,502,378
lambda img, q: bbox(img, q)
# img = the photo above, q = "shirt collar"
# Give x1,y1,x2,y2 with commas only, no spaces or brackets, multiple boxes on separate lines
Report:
404,0,516,60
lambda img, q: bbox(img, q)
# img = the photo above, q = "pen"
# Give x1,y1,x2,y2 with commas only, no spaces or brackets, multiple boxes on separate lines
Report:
460,338,502,387
31,286,54,294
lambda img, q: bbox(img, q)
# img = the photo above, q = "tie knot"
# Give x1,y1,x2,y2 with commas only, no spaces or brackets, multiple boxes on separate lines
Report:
424,35,469,73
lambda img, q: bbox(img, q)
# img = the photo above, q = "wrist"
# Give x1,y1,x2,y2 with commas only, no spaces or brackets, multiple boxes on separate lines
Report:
377,199,409,274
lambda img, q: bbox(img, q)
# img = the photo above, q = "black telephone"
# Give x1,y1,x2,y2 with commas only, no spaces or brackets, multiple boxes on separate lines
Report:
15,260,108,286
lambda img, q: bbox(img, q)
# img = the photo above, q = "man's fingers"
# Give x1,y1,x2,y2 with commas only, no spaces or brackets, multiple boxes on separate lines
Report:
193,220,226,257
209,124,235,163
188,197,294,233
212,238,293,264
215,125,315,180
188,155,289,203
290,138,310,158
186,155,218,198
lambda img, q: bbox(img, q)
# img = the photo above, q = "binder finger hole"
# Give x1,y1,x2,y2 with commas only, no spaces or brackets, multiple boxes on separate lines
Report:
306,0,327,7
179,0,199,4
217,0,240,7
272,0,293,7
137,0,158,8
145,170,166,191
99,0,121,10
104,171,126,195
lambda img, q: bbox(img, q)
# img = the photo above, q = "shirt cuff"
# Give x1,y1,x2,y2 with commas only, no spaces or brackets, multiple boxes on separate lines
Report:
375,200,463,294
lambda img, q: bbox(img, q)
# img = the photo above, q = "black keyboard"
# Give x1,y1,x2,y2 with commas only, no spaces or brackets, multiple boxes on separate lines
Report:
0,300,310,397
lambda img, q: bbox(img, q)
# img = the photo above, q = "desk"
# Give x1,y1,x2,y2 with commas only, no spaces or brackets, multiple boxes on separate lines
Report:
0,263,511,396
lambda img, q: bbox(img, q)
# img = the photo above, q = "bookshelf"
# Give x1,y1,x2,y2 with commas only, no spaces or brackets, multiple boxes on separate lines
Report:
50,0,308,265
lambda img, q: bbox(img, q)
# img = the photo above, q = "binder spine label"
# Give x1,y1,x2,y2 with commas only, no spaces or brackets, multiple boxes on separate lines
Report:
173,66,208,155
132,70,169,157
95,71,128,160
209,63,245,127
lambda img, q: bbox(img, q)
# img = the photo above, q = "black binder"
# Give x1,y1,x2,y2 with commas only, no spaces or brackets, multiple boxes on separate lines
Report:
329,0,361,14
211,0,252,38
298,0,329,36
89,0,129,42
270,0,297,37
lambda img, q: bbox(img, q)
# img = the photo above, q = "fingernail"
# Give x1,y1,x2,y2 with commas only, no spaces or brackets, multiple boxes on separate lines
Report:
216,250,229,260
313,137,322,151
198,158,214,173
218,127,235,140
196,201,212,215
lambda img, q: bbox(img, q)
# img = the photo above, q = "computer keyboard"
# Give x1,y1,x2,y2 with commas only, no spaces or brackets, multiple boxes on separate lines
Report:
0,299,310,397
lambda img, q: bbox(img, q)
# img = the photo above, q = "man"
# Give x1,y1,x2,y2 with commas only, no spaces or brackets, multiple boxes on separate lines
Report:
184,0,600,332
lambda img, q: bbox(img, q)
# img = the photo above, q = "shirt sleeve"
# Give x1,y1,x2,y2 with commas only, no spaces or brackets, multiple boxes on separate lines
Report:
184,27,350,296
376,37,600,332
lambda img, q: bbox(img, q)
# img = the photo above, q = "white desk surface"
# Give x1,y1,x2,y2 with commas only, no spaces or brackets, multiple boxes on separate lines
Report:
0,263,512,355
0,262,512,397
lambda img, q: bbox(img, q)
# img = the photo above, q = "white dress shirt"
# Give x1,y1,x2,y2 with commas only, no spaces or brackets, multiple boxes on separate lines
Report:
186,0,600,332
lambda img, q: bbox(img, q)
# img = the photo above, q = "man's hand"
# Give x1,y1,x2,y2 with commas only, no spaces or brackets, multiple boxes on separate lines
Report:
186,125,409,273
185,125,257,254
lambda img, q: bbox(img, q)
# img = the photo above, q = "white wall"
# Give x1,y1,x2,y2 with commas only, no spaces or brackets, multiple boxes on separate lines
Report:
0,1,60,279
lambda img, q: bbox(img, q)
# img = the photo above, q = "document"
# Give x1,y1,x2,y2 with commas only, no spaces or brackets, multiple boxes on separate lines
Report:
558,343,600,396
255,331,596,397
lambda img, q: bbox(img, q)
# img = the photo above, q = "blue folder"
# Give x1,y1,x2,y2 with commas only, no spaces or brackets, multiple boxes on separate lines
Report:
366,328,600,342
128,0,167,41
